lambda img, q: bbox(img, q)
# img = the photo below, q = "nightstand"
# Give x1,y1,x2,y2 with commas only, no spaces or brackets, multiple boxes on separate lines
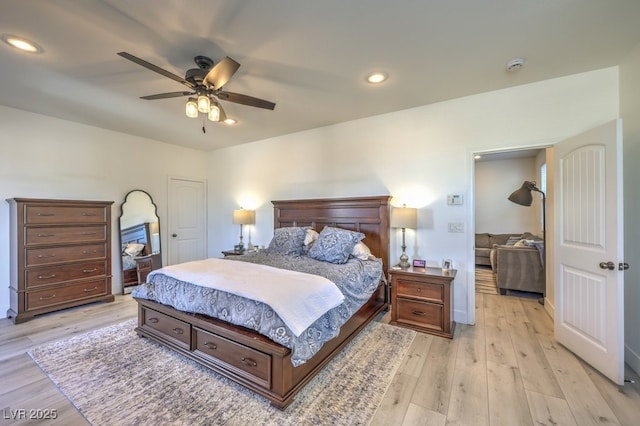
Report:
389,266,456,338
135,253,162,284
222,250,245,257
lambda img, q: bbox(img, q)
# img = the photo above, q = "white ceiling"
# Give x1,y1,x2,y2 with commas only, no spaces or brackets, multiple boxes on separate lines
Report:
1,0,640,152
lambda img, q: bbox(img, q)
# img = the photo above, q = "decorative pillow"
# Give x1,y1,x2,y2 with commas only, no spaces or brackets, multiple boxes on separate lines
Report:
514,239,526,247
308,226,365,264
304,228,319,246
124,243,145,257
505,236,521,246
266,226,308,256
351,241,373,260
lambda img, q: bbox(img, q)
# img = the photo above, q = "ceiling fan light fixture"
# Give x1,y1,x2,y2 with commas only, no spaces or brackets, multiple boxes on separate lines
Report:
197,94,210,113
208,103,220,122
185,98,198,118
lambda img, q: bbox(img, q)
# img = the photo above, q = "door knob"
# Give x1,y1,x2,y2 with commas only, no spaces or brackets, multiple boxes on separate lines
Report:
619,262,630,271
599,261,615,270
172,233,177,238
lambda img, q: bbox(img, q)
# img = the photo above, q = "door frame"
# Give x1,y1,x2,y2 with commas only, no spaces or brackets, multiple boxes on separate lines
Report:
467,144,553,325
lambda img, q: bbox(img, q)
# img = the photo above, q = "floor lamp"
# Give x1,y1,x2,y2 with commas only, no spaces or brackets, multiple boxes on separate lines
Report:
508,181,545,305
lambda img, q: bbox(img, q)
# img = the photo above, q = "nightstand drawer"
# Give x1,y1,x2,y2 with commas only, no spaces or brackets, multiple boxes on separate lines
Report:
396,279,444,303
396,298,444,332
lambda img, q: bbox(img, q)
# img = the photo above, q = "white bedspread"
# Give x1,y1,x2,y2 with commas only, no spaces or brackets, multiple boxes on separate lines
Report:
147,258,345,336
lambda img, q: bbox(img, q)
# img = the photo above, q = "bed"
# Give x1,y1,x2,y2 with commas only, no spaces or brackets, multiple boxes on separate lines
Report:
120,222,152,289
131,196,391,409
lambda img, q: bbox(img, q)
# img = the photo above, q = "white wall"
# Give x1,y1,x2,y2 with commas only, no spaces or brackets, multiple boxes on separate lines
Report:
207,67,620,325
475,157,539,235
620,43,640,374
0,106,208,317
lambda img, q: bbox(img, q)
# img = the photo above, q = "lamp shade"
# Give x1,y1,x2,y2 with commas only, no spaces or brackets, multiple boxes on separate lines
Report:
232,209,255,225
508,181,537,206
391,206,417,229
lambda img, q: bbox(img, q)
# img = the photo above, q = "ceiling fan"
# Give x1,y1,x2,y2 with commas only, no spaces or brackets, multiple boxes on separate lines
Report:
118,52,276,124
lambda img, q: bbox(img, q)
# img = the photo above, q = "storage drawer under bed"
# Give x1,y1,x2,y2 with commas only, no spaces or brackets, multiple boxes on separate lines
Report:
140,306,191,349
193,326,272,388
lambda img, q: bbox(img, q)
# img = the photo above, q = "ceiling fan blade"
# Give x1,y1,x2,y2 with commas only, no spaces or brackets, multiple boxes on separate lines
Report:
141,91,194,100
203,56,240,89
118,52,195,89
216,91,276,110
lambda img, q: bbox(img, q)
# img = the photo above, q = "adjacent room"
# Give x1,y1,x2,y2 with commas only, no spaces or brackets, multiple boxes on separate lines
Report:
2,1,640,424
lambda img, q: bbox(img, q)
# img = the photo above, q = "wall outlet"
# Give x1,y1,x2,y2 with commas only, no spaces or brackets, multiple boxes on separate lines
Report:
448,222,464,233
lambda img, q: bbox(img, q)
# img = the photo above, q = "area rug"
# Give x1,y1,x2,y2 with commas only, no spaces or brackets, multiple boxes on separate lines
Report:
475,266,498,294
29,319,415,426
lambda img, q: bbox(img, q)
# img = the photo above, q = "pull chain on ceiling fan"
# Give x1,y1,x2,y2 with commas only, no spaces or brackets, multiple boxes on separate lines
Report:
118,52,276,124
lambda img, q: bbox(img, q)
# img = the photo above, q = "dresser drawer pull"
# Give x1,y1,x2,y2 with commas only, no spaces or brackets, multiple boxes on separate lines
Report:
204,342,217,350
172,328,184,335
83,268,98,273
240,357,258,367
37,274,56,279
83,286,98,292
82,212,97,216
411,310,427,317
81,231,98,235
82,250,98,254
37,254,56,258
148,317,159,324
37,233,55,238
39,294,56,300
37,213,55,216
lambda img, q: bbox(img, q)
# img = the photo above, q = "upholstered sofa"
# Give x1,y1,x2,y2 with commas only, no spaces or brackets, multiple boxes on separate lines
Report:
475,232,545,295
475,233,518,266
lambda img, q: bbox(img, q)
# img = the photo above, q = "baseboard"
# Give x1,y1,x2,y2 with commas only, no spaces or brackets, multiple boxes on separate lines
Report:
625,344,640,376
543,296,555,320
0,304,8,320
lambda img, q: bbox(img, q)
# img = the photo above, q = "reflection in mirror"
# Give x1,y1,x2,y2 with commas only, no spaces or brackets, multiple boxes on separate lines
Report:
119,190,162,294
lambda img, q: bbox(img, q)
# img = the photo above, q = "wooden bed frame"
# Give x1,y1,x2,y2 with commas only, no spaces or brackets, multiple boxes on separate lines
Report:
134,195,391,409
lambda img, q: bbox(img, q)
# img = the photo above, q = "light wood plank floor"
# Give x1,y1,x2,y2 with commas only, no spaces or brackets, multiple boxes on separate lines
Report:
1,294,639,425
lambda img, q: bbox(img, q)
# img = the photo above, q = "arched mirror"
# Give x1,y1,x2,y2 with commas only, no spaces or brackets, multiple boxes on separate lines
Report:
119,190,162,294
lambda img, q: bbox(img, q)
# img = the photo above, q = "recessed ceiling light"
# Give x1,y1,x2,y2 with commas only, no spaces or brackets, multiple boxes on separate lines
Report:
223,118,237,125
474,155,483,160
1,34,43,53
366,72,388,84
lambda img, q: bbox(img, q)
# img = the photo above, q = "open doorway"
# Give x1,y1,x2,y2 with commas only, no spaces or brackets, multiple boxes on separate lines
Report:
473,148,548,300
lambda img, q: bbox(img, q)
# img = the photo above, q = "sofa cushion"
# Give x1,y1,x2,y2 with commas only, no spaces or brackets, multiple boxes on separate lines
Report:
489,233,521,246
475,233,490,248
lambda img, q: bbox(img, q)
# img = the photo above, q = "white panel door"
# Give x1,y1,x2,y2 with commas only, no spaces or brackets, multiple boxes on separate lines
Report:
168,177,207,265
554,119,624,384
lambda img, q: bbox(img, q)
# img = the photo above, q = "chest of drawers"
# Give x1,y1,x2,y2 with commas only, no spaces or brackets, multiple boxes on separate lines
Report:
389,266,456,338
7,198,115,323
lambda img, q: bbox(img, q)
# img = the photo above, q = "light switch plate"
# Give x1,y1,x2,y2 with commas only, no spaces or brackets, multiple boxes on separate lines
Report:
448,222,464,233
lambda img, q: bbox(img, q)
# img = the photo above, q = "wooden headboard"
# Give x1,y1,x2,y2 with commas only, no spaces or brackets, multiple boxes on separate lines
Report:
120,222,152,256
272,196,391,274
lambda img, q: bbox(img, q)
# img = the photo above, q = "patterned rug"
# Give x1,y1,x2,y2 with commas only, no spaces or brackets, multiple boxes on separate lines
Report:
475,266,498,294
29,319,415,426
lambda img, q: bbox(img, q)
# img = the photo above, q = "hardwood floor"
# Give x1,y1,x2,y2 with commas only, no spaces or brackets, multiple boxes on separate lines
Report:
1,294,639,425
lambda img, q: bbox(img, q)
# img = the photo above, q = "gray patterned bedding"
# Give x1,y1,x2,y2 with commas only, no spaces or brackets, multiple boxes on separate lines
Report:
132,251,383,366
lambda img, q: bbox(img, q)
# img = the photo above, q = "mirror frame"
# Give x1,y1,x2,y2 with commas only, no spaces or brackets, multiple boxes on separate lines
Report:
118,189,161,294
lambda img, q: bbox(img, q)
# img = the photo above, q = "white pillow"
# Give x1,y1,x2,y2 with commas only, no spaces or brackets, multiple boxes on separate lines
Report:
304,229,319,246
351,241,373,260
124,243,145,256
